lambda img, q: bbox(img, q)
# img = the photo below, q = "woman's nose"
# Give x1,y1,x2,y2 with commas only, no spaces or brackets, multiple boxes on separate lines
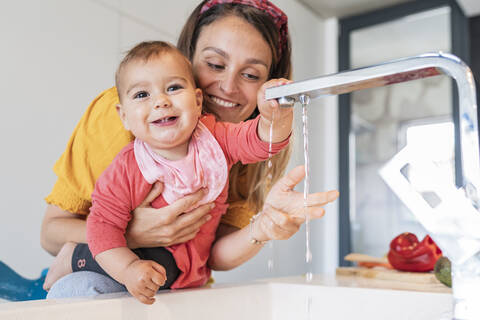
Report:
219,72,239,94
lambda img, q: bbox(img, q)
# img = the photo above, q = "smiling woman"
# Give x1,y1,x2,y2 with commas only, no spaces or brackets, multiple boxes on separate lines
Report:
191,16,272,123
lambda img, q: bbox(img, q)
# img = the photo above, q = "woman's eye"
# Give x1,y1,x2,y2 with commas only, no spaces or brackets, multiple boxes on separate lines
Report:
133,91,149,99
242,73,260,80
207,62,225,71
167,84,183,92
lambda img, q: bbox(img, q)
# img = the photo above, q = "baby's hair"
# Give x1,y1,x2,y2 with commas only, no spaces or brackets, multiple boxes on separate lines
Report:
115,41,195,98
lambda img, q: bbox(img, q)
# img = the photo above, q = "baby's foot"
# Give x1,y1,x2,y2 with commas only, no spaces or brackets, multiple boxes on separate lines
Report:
43,242,76,291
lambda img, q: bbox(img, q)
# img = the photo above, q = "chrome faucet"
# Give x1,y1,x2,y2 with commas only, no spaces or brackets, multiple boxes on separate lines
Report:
266,53,480,320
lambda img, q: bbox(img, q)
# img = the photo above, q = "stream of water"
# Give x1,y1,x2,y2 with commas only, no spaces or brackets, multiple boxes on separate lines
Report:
301,95,313,283
267,109,276,272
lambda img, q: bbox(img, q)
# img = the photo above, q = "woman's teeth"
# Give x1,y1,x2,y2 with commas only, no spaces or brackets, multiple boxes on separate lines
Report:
210,95,237,108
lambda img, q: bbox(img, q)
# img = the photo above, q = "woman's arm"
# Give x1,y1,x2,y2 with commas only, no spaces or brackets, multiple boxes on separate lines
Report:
40,205,88,256
208,165,339,271
41,183,213,256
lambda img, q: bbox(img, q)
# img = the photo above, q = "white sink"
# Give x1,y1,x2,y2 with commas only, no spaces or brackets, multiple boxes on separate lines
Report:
0,276,453,320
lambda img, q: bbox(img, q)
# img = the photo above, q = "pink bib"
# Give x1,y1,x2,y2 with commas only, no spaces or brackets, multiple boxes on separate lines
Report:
134,121,228,206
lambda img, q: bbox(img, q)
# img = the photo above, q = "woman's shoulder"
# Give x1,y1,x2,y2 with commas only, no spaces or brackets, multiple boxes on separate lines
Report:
199,113,218,133
93,86,119,105
199,113,216,124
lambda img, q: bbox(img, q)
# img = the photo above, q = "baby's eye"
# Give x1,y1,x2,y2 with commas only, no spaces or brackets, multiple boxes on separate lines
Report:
207,62,225,71
133,91,149,99
167,84,184,92
242,73,260,80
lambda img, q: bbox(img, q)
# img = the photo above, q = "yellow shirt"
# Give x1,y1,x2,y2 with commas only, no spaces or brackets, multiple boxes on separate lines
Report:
45,87,255,229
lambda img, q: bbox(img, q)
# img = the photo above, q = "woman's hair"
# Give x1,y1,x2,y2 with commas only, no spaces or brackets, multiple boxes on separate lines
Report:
177,1,292,214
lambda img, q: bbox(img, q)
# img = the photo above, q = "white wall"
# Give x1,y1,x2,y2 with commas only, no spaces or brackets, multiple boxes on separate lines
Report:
0,0,338,283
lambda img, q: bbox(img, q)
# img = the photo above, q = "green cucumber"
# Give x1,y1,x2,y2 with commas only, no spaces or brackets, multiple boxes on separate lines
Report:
434,256,452,288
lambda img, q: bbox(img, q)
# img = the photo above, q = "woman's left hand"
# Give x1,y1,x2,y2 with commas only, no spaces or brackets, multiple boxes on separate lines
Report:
252,165,339,241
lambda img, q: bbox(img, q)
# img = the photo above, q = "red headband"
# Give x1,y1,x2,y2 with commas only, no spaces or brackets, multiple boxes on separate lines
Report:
199,0,288,55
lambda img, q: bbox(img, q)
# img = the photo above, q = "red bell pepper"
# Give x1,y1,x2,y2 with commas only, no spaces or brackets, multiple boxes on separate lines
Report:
387,232,442,272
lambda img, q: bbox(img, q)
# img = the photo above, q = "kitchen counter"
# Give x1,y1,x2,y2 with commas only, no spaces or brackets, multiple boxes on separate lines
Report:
0,273,453,320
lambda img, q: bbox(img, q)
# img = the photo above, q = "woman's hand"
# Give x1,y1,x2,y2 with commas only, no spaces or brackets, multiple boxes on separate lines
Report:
208,165,339,271
252,165,339,242
125,181,214,249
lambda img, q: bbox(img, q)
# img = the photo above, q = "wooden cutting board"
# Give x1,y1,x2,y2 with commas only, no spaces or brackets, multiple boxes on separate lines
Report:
336,267,452,293
336,267,438,283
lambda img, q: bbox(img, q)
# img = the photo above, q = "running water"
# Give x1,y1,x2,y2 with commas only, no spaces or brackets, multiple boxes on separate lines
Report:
300,94,313,283
266,109,276,272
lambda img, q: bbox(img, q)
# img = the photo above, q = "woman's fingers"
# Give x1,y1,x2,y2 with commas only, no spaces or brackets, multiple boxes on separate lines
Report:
273,165,306,192
128,187,212,248
165,188,208,220
259,206,302,240
264,165,339,218
171,208,212,239
175,203,213,227
304,206,326,220
271,165,336,202
138,181,164,207
156,203,213,245
305,190,339,207
147,189,209,227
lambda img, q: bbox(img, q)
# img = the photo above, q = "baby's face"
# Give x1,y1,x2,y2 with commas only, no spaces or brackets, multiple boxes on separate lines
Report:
117,52,203,160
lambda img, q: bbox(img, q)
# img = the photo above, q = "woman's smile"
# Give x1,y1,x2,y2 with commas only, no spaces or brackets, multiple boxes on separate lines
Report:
207,94,240,108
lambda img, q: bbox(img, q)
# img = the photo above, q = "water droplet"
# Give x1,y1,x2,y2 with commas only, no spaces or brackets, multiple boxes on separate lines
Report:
306,272,313,282
306,250,312,263
267,259,274,271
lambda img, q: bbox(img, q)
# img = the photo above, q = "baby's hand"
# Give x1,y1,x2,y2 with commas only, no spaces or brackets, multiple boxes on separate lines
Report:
124,260,167,305
257,78,293,123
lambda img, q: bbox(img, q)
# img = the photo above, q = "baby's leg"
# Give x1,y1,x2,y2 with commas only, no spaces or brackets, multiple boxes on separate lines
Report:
44,242,113,291
43,242,76,291
45,244,180,292
47,271,125,299
69,244,179,287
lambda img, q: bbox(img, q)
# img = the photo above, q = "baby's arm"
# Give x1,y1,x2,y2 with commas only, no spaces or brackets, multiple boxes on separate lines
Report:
257,79,294,143
87,146,166,304
95,248,166,304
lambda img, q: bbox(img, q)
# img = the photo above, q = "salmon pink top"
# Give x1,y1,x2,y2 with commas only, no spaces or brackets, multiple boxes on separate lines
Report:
86,114,289,289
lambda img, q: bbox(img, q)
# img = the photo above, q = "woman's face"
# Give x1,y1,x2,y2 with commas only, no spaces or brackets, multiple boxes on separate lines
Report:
192,15,272,123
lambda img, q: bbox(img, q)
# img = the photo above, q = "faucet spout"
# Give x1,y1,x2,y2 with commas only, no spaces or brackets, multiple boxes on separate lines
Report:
266,53,480,320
